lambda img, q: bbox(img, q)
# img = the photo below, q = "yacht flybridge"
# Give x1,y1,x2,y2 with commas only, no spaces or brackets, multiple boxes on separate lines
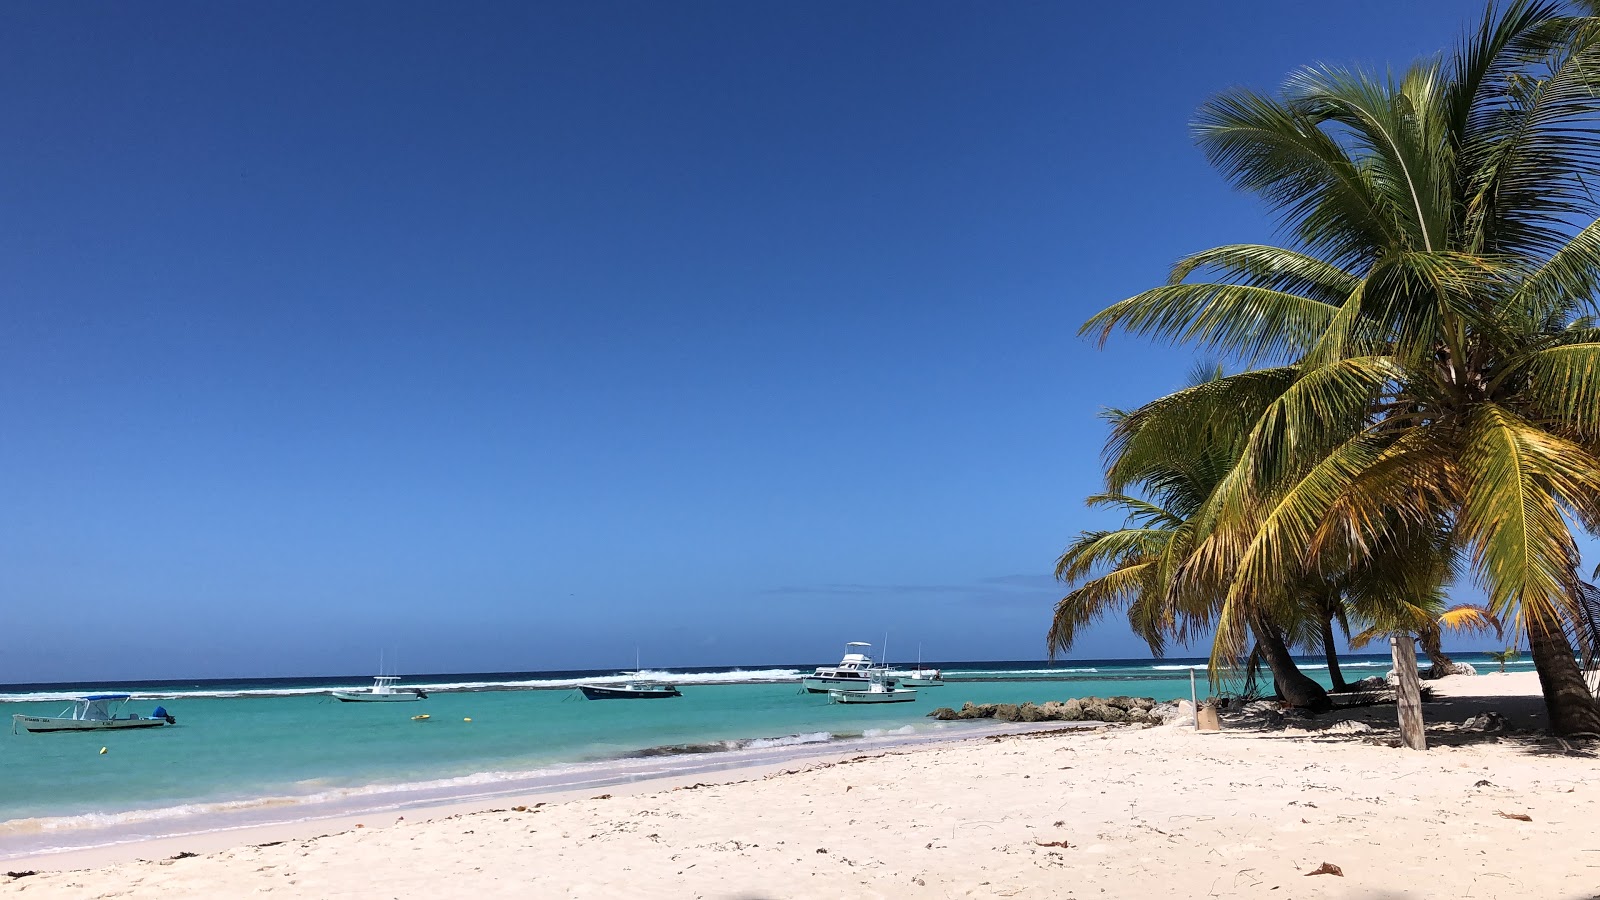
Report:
802,642,896,693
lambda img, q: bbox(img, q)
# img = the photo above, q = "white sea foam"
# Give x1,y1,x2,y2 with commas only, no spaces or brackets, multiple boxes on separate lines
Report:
738,731,838,750
0,669,808,703
862,725,918,738
960,667,1101,675
0,719,1050,859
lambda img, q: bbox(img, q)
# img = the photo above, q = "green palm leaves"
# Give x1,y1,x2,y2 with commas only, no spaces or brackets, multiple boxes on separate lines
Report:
1057,2,1600,727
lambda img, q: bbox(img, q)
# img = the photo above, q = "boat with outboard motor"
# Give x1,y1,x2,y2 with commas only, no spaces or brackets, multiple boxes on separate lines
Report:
330,675,428,702
12,695,176,734
828,671,918,704
802,642,898,693
578,677,683,700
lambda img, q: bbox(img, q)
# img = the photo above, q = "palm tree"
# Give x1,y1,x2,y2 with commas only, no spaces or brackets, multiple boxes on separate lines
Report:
1080,1,1600,734
1487,647,1522,673
1349,604,1503,676
1053,386,1334,710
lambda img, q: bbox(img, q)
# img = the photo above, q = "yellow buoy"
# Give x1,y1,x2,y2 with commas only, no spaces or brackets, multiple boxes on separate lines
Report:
99,747,107,755
412,714,430,721
463,717,472,722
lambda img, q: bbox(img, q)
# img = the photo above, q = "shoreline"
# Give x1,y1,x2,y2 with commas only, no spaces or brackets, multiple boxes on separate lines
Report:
7,672,1596,898
0,719,1090,869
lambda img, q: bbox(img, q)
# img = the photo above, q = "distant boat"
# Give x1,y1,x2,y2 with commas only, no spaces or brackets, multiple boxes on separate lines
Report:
828,672,917,704
802,642,894,693
12,695,176,734
890,668,945,687
331,675,428,703
580,650,682,700
579,679,683,700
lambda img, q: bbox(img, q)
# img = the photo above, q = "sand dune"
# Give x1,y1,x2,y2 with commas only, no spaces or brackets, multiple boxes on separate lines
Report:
4,672,1597,899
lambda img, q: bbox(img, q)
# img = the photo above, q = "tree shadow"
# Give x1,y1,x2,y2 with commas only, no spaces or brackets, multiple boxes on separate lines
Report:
1220,689,1599,757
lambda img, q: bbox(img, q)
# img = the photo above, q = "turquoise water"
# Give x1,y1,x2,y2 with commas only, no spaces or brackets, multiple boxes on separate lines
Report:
0,653,1531,857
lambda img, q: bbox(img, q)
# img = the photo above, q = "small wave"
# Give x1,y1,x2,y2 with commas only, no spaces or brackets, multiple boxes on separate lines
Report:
862,724,918,738
958,668,1100,676
1149,664,1208,671
625,730,850,758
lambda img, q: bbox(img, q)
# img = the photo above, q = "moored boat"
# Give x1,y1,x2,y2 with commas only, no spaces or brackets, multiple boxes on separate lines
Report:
578,679,683,700
12,695,176,734
331,675,428,702
802,642,896,693
889,667,945,687
828,674,917,704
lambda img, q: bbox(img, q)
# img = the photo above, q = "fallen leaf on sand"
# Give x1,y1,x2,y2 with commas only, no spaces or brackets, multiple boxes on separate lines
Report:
1495,811,1532,821
1304,863,1344,877
1034,841,1073,849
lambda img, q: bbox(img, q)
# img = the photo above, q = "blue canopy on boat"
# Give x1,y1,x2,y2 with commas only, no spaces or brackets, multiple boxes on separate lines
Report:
82,694,131,701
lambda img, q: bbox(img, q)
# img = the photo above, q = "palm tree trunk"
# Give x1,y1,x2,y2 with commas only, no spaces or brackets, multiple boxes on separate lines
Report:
1255,622,1332,712
1528,618,1600,737
1320,615,1349,692
1417,623,1463,679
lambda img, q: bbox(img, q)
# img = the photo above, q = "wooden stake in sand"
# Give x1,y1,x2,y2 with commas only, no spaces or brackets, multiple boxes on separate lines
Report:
1389,636,1426,751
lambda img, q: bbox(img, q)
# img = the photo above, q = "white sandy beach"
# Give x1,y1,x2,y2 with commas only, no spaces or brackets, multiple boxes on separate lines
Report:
4,672,1597,899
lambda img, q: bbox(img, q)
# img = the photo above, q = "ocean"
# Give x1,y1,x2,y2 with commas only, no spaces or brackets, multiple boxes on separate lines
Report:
0,652,1531,859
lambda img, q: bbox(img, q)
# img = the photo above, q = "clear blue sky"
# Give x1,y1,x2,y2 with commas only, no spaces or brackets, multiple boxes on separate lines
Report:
2,1,1509,681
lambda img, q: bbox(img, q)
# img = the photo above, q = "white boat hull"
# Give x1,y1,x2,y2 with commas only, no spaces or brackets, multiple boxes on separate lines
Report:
12,714,169,733
330,690,424,702
895,676,944,687
828,688,918,704
803,675,890,693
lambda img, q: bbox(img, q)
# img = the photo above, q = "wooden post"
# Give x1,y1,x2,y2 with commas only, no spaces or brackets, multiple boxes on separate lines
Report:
1389,635,1426,751
1189,667,1198,720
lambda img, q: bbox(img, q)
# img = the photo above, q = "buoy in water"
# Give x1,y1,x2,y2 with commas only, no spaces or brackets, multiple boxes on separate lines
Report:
412,714,430,721
463,717,472,722
99,747,107,755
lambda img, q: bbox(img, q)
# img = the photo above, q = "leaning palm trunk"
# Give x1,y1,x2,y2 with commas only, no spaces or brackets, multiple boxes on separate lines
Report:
1527,618,1600,737
1255,621,1332,712
1418,624,1471,679
1319,615,1349,692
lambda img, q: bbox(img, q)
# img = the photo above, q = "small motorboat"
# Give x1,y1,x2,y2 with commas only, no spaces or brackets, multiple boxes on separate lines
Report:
12,695,176,734
331,675,428,702
802,642,896,693
579,678,682,700
828,672,917,704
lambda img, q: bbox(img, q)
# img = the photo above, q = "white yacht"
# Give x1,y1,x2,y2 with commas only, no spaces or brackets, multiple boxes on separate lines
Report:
802,642,896,693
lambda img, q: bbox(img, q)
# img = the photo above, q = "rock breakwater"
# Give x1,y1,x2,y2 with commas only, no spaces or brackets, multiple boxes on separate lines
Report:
928,696,1184,725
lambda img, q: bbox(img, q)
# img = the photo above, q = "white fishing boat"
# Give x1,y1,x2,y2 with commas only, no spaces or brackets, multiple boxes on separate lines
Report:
887,646,945,686
12,695,176,734
891,668,945,687
802,642,895,693
330,675,428,702
828,672,918,704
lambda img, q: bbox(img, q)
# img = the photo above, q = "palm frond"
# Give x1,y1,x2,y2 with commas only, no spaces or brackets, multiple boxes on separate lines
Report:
1081,282,1338,363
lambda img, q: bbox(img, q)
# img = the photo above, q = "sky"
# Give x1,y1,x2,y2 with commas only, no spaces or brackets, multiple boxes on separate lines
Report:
0,0,1525,681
